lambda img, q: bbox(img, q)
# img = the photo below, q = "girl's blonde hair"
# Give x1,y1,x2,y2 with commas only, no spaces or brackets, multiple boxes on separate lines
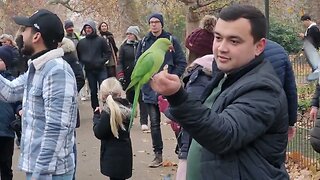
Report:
199,15,217,33
100,77,126,138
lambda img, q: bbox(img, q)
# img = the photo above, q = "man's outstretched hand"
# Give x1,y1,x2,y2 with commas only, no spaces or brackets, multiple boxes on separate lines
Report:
150,70,181,96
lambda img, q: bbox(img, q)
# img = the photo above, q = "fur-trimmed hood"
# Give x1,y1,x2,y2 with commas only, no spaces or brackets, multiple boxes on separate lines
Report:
60,37,76,53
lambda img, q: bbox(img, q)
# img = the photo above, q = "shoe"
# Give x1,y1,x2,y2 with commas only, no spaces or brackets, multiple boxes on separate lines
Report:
141,124,149,131
148,153,163,168
80,97,87,101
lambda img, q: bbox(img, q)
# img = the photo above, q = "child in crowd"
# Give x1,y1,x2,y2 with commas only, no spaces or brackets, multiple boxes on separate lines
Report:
93,77,132,180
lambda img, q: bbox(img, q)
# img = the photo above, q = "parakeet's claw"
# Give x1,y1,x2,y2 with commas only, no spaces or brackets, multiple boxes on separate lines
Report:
163,64,168,73
169,45,175,52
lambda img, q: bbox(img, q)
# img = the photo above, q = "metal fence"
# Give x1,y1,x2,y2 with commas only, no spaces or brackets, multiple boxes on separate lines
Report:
287,54,320,170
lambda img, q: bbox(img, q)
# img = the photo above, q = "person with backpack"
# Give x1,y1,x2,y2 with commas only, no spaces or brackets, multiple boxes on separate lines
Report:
299,14,320,50
135,13,187,168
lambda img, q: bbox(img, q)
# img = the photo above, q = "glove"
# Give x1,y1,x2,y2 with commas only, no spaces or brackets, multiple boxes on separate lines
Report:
158,95,169,113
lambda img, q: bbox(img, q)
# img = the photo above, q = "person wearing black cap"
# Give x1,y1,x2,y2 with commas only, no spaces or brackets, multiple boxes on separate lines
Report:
135,13,187,168
0,9,78,180
0,45,22,180
77,20,112,113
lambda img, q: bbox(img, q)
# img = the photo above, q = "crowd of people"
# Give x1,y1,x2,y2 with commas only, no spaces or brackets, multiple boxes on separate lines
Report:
0,3,319,180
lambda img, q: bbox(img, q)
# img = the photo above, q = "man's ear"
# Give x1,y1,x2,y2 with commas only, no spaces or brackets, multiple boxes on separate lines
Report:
32,32,41,43
254,38,266,56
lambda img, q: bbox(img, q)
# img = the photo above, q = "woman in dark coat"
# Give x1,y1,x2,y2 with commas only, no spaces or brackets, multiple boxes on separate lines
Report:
98,22,118,78
93,77,132,180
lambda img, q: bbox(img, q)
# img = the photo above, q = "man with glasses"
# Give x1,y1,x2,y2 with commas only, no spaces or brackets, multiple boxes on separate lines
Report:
135,13,187,168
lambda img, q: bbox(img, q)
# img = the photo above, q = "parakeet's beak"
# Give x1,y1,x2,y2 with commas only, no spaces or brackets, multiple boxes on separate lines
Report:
169,45,175,52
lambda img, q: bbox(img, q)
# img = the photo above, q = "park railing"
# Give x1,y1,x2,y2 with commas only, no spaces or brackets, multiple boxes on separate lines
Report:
287,113,320,170
287,53,320,170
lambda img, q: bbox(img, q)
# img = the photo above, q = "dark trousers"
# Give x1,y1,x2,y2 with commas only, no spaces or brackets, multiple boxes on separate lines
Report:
86,69,108,110
146,103,163,154
0,137,14,180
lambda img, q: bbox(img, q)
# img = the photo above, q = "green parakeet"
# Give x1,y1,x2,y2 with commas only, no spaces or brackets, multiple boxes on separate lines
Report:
126,38,172,130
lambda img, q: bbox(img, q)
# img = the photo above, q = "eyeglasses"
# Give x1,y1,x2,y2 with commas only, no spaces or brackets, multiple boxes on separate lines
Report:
149,20,161,24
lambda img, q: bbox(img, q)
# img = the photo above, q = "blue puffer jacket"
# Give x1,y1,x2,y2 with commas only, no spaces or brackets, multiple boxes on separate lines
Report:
0,71,22,138
264,39,298,126
135,30,187,104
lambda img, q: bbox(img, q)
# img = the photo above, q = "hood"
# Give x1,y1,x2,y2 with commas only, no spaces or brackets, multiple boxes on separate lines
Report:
191,54,214,71
81,20,97,36
60,37,76,53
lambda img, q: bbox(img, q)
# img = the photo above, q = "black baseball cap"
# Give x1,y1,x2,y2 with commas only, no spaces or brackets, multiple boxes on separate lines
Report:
12,9,64,46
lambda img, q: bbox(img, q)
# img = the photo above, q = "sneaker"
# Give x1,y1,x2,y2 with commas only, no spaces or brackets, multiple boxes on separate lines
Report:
80,97,87,101
148,153,163,168
141,124,149,131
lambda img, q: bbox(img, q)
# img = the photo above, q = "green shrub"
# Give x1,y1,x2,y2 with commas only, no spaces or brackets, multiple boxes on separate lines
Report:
269,20,302,54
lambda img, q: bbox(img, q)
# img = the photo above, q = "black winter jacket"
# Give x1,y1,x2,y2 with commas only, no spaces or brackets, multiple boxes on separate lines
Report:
93,98,132,179
77,21,111,71
119,40,139,89
0,71,22,138
166,56,289,179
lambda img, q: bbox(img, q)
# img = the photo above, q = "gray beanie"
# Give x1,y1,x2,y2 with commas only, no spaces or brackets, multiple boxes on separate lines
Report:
126,26,140,40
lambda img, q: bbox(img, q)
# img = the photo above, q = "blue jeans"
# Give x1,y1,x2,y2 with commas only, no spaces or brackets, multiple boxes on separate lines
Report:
26,170,74,180
146,103,163,154
85,69,108,110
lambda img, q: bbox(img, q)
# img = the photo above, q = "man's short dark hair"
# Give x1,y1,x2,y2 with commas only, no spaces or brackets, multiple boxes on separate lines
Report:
218,4,266,43
301,14,311,21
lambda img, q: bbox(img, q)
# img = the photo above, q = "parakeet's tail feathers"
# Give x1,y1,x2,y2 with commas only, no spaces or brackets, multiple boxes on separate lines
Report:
125,78,139,92
129,84,141,130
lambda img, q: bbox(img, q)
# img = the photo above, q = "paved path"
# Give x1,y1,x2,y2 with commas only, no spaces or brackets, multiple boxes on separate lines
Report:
12,100,178,180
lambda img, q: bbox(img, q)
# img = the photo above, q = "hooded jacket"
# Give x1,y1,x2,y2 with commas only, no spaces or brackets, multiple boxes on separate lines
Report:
61,38,85,92
77,20,112,71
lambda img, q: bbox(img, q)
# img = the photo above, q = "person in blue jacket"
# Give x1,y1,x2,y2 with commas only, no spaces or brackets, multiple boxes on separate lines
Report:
0,45,22,180
264,39,297,140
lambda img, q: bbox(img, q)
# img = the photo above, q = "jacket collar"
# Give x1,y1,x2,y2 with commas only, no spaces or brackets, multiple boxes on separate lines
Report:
29,48,64,70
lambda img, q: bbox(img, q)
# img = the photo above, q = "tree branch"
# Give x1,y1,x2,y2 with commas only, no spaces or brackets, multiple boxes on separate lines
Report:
47,0,87,13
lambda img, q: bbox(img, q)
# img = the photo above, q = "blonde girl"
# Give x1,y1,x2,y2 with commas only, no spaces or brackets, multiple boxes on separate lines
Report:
93,77,132,180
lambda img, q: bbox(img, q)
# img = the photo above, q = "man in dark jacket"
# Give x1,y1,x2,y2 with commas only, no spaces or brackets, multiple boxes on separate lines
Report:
135,13,187,168
77,20,111,112
151,4,289,179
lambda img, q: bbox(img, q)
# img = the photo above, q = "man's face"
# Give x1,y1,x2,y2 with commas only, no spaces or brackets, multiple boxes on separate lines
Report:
213,18,265,73
85,26,93,35
21,27,36,56
66,27,74,35
149,17,162,34
302,20,310,28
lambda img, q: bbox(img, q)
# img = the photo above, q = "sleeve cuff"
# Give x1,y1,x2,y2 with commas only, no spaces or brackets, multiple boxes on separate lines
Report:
165,86,188,107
